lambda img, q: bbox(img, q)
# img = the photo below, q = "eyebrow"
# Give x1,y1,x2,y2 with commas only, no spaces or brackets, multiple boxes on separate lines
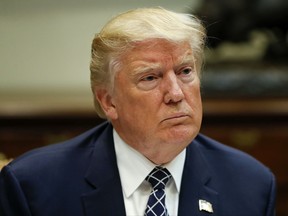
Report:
178,52,195,66
131,51,195,76
131,62,162,75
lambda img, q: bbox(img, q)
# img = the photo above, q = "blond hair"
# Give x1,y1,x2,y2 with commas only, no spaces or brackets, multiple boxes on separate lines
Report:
90,7,206,118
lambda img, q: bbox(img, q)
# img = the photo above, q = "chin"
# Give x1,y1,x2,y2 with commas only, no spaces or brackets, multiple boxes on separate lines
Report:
161,129,197,147
171,123,198,136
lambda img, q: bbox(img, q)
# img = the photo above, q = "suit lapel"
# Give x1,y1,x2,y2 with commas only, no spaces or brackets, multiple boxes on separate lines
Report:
178,138,218,216
81,123,126,216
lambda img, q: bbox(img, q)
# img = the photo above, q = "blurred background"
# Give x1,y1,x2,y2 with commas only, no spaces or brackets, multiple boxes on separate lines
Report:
0,0,287,215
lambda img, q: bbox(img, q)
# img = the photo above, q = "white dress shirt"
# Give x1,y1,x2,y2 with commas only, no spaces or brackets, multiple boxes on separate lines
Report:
113,129,186,216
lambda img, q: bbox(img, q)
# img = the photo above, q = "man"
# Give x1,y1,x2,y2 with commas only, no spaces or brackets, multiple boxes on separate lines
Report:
0,7,276,216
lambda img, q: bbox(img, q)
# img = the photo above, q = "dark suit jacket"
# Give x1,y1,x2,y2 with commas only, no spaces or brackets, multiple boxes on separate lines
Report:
0,122,276,216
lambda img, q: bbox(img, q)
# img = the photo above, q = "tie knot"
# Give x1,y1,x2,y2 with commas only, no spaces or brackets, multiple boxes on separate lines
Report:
146,166,172,190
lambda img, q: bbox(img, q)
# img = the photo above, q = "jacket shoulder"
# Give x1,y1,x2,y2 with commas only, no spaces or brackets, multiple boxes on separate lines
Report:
194,133,273,178
4,121,111,174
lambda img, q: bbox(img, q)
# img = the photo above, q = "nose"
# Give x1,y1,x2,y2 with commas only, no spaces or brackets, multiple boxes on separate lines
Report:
163,72,185,104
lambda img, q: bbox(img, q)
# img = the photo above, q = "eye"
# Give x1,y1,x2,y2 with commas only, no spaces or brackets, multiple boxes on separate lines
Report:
181,67,193,75
178,66,196,82
142,75,157,81
137,73,160,91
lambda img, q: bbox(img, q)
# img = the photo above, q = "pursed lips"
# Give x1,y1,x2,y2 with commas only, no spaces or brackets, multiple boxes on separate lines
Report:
161,113,190,123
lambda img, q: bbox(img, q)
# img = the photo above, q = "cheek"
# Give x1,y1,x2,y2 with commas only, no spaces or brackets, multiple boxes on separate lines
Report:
114,90,149,118
186,81,202,103
185,83,203,121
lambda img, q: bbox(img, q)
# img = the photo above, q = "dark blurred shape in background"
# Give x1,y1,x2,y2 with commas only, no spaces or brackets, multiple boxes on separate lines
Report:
191,0,288,99
193,0,288,62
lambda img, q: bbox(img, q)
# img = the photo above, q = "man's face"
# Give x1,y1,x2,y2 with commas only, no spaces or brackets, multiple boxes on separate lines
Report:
97,39,202,164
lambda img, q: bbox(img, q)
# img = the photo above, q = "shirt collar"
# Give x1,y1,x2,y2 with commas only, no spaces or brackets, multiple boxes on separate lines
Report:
113,129,186,198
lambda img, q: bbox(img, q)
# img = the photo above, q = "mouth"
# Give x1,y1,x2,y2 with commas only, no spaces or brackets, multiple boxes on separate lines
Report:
161,113,190,123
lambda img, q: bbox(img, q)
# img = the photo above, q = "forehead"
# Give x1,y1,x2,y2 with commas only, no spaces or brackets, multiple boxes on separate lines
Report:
120,39,194,65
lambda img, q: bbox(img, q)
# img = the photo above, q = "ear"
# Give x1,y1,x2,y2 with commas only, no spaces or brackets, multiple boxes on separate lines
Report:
95,88,118,120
